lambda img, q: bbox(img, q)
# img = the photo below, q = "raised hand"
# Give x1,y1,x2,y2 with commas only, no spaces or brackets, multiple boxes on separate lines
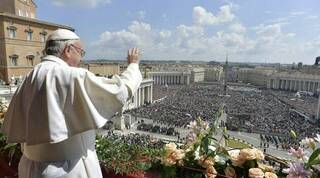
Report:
127,48,140,64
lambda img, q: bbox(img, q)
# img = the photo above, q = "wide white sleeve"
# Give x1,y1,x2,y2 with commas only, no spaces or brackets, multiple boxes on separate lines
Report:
72,63,142,120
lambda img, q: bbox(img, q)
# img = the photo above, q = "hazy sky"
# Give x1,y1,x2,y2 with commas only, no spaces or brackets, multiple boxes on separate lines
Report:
36,0,320,64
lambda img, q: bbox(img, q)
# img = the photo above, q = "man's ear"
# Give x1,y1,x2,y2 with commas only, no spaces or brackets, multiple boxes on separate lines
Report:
64,45,72,58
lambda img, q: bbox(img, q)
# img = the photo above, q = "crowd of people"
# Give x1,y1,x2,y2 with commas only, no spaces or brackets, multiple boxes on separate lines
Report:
259,134,300,151
129,83,320,142
102,131,166,149
130,84,220,128
137,122,179,136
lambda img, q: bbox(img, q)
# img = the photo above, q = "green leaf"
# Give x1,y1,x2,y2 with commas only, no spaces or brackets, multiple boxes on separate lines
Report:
289,130,297,139
308,159,320,166
203,136,209,155
308,148,320,166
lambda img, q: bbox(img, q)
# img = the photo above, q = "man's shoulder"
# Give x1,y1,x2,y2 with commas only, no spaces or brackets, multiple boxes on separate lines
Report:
32,62,89,81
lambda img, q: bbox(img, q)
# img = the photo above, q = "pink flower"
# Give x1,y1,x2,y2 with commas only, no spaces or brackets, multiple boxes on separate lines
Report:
289,147,305,159
283,162,312,178
187,120,198,130
186,132,197,144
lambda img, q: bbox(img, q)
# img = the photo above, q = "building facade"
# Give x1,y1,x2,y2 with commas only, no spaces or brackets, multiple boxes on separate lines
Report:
148,71,191,85
125,79,153,110
80,62,120,77
268,73,320,93
0,0,73,83
191,68,205,83
204,66,223,82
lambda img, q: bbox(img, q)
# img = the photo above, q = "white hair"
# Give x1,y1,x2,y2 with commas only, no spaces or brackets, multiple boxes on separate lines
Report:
43,39,79,57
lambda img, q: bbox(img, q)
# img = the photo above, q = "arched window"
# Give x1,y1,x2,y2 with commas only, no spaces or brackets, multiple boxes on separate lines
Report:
7,26,17,38
40,30,47,42
25,28,33,41
26,54,35,66
9,54,19,66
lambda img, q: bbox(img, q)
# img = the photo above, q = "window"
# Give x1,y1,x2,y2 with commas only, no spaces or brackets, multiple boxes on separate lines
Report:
26,54,34,66
9,55,19,66
26,32,32,40
40,31,47,43
7,26,17,38
25,28,33,41
8,29,16,38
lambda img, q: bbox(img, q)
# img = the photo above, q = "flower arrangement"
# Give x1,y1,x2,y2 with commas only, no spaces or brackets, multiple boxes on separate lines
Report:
95,134,162,175
281,131,320,178
159,108,279,178
0,121,21,177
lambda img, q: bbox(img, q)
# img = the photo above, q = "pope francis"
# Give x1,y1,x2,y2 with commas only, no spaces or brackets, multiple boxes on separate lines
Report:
2,29,142,178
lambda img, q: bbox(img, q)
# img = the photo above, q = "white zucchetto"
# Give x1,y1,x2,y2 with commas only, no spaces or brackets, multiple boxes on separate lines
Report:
47,29,80,41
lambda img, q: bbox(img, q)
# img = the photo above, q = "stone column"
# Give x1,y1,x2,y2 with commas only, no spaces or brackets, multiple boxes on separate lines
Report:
147,86,150,103
150,84,153,103
142,87,145,105
317,95,320,121
288,80,291,91
175,75,177,84
284,80,288,90
292,80,296,91
137,88,140,107
311,82,315,93
299,81,302,91
303,81,307,91
187,75,190,85
279,80,282,89
134,90,138,108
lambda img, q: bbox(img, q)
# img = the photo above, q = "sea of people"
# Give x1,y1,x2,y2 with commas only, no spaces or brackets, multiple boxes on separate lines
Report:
101,131,166,149
129,83,320,141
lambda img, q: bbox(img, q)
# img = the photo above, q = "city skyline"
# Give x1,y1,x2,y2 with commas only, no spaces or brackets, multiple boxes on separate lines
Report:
36,0,320,64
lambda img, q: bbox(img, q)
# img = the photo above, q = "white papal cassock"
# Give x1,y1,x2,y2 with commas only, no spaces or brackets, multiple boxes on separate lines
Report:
2,55,142,178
